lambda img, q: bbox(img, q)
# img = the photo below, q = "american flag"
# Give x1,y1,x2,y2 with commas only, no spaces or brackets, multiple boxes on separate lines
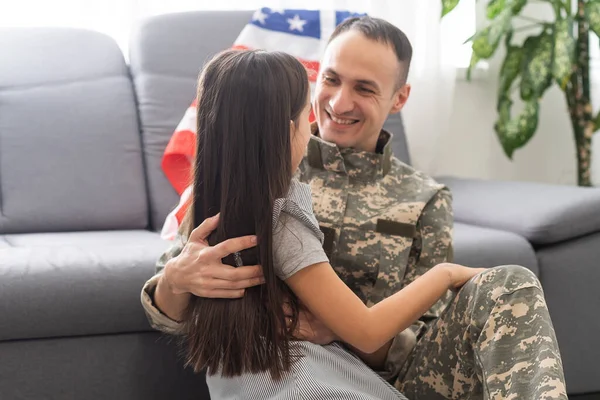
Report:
160,8,366,240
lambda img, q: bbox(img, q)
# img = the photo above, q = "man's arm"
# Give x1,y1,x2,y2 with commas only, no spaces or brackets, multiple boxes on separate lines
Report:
376,187,454,378
140,236,187,334
404,187,454,318
140,214,264,334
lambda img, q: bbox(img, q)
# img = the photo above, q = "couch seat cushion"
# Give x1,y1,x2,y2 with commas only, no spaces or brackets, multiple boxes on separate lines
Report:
439,177,600,245
453,223,539,275
0,230,170,341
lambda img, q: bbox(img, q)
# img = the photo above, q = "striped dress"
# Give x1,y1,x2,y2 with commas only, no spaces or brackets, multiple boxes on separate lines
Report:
206,179,407,400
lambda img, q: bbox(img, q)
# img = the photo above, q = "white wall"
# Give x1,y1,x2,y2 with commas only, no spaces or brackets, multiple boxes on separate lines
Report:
428,2,600,186
438,70,582,185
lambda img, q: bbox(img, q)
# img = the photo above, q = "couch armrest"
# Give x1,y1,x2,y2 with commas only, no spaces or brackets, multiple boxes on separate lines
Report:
436,176,600,245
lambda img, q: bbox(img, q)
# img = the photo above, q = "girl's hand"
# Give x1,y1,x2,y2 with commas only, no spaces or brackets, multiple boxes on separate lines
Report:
441,263,486,290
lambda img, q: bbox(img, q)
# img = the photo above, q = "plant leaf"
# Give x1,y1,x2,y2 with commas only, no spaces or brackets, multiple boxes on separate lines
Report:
472,27,496,58
495,97,540,158
512,0,527,14
552,18,575,89
489,8,513,44
466,52,480,81
487,0,506,19
442,0,460,17
585,0,600,38
487,0,527,19
520,31,554,100
499,44,523,99
462,31,478,45
472,9,512,59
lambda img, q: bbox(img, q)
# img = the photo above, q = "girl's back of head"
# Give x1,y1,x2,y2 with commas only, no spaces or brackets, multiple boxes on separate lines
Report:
181,49,310,379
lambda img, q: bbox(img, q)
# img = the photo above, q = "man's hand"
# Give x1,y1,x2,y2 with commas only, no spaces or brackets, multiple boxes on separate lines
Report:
163,213,265,298
284,303,339,345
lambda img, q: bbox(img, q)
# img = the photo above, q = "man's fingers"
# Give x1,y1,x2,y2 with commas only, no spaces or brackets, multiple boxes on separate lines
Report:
209,235,258,259
193,288,246,299
211,264,263,282
209,275,265,290
188,213,220,243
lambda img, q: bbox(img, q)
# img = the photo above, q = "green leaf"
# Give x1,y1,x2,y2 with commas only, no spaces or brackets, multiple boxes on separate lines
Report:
512,0,527,14
462,31,478,45
552,18,575,89
494,98,540,158
520,31,554,100
594,109,600,133
499,44,523,99
472,9,512,59
489,9,513,43
487,0,506,19
472,27,496,58
585,0,600,38
442,0,460,17
466,52,481,81
487,0,527,19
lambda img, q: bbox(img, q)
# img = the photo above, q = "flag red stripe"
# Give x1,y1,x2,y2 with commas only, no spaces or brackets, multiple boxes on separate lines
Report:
175,196,191,224
161,129,195,195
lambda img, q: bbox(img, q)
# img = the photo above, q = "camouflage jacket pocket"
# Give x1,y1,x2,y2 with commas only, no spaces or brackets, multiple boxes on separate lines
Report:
367,230,415,305
330,224,415,306
331,226,381,304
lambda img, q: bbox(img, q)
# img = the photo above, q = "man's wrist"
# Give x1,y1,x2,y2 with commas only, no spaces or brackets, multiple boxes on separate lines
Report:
161,258,184,295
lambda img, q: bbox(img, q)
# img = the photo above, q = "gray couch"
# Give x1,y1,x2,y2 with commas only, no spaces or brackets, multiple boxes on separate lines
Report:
1,10,598,400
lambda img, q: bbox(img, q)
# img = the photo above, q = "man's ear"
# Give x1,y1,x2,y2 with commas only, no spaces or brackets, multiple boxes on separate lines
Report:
390,83,411,114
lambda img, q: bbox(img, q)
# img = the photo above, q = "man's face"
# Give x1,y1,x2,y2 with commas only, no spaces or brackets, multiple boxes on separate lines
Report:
314,30,411,153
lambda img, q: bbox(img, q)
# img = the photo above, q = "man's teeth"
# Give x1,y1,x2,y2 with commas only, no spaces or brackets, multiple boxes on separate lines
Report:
330,115,356,125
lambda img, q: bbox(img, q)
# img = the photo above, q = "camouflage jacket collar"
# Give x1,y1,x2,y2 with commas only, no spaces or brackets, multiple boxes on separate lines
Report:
306,123,394,182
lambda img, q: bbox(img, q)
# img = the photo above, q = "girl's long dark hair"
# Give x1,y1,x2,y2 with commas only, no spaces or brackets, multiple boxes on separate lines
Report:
180,49,309,380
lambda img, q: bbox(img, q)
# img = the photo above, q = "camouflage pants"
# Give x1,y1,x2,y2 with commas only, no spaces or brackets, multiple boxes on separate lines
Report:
395,265,567,400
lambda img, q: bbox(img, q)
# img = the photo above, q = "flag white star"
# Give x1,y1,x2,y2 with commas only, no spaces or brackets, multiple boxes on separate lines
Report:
252,9,268,25
270,8,285,14
287,14,307,32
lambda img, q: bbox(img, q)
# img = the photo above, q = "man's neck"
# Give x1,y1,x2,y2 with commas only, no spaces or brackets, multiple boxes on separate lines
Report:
310,123,386,155
307,124,394,181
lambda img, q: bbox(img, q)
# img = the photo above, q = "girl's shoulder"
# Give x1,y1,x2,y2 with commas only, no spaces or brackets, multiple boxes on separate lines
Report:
273,179,323,244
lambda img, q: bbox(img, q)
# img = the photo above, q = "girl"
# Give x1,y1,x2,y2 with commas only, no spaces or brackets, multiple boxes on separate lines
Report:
146,49,483,399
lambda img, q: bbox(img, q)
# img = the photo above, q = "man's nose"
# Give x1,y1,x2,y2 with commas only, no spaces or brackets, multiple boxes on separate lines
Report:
328,87,354,115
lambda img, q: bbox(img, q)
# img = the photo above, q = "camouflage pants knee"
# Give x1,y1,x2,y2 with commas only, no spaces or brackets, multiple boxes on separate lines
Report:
395,265,567,400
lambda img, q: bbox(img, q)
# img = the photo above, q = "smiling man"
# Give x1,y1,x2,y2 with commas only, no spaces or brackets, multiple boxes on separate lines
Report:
294,18,566,399
313,28,409,153
143,15,567,400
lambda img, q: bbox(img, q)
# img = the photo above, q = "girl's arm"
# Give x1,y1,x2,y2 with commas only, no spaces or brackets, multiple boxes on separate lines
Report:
285,262,481,353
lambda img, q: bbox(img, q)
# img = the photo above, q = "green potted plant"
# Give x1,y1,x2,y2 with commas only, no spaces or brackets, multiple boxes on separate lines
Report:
442,0,600,186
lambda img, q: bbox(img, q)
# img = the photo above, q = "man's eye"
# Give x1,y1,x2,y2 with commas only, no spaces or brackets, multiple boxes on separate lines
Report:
323,76,336,83
359,87,374,94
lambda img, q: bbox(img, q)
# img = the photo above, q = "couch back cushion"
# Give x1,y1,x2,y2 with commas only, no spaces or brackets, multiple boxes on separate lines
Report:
0,28,148,233
129,10,411,231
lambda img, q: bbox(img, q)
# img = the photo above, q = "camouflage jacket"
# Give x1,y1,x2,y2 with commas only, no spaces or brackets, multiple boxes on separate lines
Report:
141,125,454,382
297,125,454,381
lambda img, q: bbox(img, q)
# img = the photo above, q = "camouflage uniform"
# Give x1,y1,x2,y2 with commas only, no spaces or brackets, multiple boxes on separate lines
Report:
297,125,567,399
141,125,567,399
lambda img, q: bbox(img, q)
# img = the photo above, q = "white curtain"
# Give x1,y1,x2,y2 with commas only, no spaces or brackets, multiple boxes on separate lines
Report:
2,0,468,175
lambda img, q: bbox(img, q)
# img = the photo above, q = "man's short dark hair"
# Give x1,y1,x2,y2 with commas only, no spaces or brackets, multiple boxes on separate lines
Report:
328,16,412,88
